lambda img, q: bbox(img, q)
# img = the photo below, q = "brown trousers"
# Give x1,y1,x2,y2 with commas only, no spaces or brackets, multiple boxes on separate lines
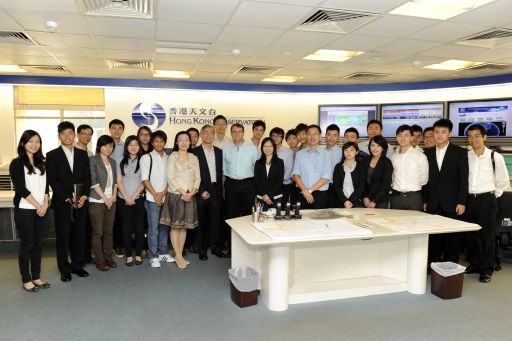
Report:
89,202,116,263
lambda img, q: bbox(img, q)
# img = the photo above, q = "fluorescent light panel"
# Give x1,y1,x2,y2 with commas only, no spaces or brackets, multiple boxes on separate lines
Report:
390,0,496,20
423,59,485,70
261,76,300,83
156,41,209,54
153,70,190,78
303,49,363,62
0,65,27,73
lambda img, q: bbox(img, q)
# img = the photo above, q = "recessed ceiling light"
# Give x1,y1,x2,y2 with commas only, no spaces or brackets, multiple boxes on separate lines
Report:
0,65,27,73
303,49,363,62
423,59,485,70
261,76,300,83
156,41,209,55
153,70,190,79
389,0,495,20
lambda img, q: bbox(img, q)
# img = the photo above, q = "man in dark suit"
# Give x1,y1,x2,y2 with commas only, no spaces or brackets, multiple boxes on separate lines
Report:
46,121,91,282
424,119,468,265
192,124,225,260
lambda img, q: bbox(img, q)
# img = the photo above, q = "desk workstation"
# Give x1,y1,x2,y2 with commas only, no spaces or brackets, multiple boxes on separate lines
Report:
228,208,480,311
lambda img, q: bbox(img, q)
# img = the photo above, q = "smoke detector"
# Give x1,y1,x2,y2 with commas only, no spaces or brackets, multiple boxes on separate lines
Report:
46,20,58,32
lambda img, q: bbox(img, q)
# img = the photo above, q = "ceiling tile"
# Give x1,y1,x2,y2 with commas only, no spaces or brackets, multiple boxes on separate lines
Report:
190,72,231,81
0,9,23,31
373,39,442,54
207,43,264,56
0,55,15,64
0,45,50,56
217,26,285,45
450,0,512,27
407,22,490,43
95,36,154,50
270,30,339,48
0,0,79,13
28,31,97,48
244,55,295,67
158,0,239,25
251,0,323,5
421,44,488,58
7,10,90,34
102,49,154,60
153,61,198,72
325,34,394,51
354,14,439,38
87,17,155,40
195,63,240,73
228,1,313,29
200,54,250,65
321,0,409,13
8,55,61,65
154,53,204,63
255,45,315,58
46,46,103,58
156,21,223,43
58,57,107,67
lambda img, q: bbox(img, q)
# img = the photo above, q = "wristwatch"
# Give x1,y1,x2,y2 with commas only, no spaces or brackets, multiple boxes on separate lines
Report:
308,189,313,194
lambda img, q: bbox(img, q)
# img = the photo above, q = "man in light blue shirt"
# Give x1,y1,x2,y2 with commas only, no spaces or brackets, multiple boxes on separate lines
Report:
223,123,259,219
270,127,294,203
292,124,332,209
325,124,343,207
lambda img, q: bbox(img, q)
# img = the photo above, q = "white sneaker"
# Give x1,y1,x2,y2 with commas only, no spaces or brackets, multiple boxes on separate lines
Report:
150,258,161,268
159,254,176,263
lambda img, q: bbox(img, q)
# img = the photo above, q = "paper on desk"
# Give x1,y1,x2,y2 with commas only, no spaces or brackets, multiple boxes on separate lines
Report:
366,214,474,232
251,218,372,240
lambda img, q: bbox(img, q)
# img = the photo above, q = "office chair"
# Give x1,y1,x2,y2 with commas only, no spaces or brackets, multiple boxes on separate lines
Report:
495,191,512,271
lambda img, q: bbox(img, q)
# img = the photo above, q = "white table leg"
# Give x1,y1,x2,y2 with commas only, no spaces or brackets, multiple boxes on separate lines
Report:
262,245,290,311
407,234,428,294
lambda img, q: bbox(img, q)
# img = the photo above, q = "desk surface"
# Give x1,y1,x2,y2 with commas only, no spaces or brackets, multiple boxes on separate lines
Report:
227,208,480,246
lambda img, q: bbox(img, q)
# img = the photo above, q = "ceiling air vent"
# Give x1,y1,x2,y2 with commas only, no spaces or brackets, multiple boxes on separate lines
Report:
456,28,512,48
21,65,69,73
0,31,37,46
342,72,390,80
296,9,380,34
463,63,510,71
77,0,154,19
235,66,281,75
108,59,152,70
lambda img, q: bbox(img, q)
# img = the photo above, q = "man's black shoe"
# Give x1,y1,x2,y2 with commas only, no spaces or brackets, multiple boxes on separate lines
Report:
71,269,89,277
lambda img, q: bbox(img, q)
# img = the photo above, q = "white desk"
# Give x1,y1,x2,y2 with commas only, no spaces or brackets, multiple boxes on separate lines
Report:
227,208,480,311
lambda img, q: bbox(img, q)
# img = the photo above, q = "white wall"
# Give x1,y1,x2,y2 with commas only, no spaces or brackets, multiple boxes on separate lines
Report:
0,85,15,165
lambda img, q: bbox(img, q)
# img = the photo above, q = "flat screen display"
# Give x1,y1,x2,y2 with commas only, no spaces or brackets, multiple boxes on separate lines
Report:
381,102,444,137
318,105,377,138
449,99,512,137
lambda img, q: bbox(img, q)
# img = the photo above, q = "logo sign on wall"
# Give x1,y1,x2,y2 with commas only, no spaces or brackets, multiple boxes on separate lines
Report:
131,103,166,130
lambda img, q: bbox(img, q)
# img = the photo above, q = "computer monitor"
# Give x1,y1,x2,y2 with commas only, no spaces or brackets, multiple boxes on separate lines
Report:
318,105,377,138
381,102,444,137
448,98,512,137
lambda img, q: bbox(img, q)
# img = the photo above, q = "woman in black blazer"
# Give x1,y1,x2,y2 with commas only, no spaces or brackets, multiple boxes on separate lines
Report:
363,135,393,209
9,130,50,292
254,137,284,209
333,142,366,208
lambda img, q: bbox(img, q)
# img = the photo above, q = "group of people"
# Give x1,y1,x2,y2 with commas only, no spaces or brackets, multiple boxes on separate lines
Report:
10,114,509,293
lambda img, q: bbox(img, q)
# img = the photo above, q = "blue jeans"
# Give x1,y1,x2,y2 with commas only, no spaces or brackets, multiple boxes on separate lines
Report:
145,200,169,259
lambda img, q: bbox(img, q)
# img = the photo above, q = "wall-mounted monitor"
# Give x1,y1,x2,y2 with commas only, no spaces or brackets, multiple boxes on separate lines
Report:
448,98,512,137
318,105,377,138
381,102,444,137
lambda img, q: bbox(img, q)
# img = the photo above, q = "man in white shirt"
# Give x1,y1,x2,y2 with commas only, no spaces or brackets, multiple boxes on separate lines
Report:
423,127,435,148
109,119,125,258
75,124,94,157
250,120,266,148
325,124,343,208
212,115,232,150
465,124,510,283
390,125,428,211
358,120,394,158
140,130,174,268
411,124,423,152
270,127,293,203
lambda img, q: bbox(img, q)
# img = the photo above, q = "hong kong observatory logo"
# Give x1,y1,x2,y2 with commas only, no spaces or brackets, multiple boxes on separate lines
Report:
131,103,166,130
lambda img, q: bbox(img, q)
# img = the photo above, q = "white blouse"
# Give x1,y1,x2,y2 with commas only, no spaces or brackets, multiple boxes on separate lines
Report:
19,167,46,209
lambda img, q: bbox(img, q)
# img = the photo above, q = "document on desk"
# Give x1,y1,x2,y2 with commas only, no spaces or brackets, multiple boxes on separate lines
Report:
251,218,372,240
365,214,475,232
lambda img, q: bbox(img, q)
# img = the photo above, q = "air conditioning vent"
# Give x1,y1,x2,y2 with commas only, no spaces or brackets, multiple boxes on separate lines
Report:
0,31,37,46
343,72,390,80
78,0,154,19
456,28,512,48
296,9,380,34
108,59,152,70
463,63,510,71
21,65,69,73
235,66,281,75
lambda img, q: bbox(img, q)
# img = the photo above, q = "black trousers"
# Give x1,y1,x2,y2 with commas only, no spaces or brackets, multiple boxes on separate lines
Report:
118,197,146,258
281,183,292,204
225,178,256,218
196,184,223,255
327,184,338,208
53,203,87,274
428,207,463,264
390,191,423,211
113,202,123,250
298,190,328,209
465,193,497,275
15,208,44,284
